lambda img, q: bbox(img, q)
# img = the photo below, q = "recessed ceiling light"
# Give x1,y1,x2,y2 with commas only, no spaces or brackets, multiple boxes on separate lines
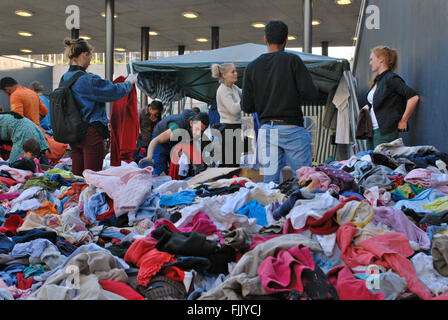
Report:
336,0,352,5
251,22,266,28
149,31,159,36
20,49,32,53
114,48,126,52
196,38,208,43
312,20,321,26
15,10,33,17
101,12,118,18
182,12,199,19
288,36,296,40
80,35,91,40
352,36,358,41
17,31,33,37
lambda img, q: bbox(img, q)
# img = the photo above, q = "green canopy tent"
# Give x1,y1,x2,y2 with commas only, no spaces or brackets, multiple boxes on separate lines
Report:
132,43,350,105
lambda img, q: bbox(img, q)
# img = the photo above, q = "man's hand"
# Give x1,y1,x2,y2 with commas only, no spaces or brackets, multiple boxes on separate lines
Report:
398,119,408,132
139,157,155,169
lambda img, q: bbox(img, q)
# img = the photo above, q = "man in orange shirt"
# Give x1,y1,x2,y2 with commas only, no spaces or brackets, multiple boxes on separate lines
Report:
0,77,48,126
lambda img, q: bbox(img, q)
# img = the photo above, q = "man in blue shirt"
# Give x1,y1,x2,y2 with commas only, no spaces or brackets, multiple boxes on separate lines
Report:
29,81,51,133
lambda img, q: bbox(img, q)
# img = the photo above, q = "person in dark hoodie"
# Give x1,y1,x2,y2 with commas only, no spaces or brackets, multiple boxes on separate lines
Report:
140,109,210,176
241,20,319,184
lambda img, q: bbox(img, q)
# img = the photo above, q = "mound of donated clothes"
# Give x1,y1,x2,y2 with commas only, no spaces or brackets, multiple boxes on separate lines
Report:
3,138,448,300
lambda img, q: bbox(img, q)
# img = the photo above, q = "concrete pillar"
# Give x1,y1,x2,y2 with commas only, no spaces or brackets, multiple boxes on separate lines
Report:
303,0,313,53
211,26,219,50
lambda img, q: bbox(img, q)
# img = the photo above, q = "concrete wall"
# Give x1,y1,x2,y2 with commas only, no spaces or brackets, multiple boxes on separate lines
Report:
0,57,53,111
354,0,448,152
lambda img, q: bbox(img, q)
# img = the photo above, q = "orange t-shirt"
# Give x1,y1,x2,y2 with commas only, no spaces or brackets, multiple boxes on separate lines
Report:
10,86,48,126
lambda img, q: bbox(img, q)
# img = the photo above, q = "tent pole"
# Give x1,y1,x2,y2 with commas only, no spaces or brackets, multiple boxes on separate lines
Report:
141,26,150,110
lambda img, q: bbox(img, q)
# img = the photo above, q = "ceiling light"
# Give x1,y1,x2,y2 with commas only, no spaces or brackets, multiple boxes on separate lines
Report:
352,36,358,41
114,48,126,52
336,0,352,5
288,36,296,40
312,20,321,26
182,12,199,19
101,12,118,18
17,31,33,37
15,10,33,17
80,35,91,40
20,49,32,53
196,38,208,43
251,22,266,28
149,31,159,36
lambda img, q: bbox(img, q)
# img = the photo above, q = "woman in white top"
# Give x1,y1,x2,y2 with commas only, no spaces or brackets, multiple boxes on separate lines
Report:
211,63,243,167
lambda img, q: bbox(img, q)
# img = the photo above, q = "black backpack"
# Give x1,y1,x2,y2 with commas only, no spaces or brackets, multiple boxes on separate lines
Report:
49,71,89,144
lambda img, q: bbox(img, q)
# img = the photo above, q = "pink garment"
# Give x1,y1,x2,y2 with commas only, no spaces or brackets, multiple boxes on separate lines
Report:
0,193,20,201
364,186,391,207
152,212,224,243
296,167,332,191
404,169,432,188
258,245,315,293
327,266,385,300
18,154,44,173
431,173,448,194
250,235,282,250
0,279,30,299
0,165,31,183
83,166,153,217
372,206,430,250
337,223,433,300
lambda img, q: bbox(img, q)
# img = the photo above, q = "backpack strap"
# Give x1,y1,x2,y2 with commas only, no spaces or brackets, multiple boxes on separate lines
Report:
59,70,86,89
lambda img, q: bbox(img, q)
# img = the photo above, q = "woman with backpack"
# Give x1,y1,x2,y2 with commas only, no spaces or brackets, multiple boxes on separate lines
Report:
60,38,138,176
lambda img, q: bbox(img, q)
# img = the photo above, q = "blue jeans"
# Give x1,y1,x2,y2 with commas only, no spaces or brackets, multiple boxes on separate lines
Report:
153,143,171,176
258,124,312,184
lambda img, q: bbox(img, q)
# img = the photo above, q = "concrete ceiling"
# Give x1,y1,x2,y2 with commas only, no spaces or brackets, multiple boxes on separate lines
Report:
0,0,361,55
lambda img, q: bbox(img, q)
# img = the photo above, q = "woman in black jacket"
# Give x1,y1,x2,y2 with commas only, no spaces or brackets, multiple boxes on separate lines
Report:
363,46,420,150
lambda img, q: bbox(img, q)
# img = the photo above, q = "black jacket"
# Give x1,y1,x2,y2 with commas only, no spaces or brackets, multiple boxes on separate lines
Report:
241,51,319,126
368,70,418,135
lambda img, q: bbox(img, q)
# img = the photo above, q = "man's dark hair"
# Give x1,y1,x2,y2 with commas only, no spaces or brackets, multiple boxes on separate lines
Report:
192,107,200,113
22,138,41,157
149,100,163,111
265,20,288,45
0,77,18,90
192,112,210,127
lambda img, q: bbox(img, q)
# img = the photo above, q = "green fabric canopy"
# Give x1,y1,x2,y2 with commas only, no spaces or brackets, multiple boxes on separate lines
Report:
132,43,350,105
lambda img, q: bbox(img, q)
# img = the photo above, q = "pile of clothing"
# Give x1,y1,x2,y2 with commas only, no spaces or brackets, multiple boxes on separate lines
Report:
2,138,448,300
